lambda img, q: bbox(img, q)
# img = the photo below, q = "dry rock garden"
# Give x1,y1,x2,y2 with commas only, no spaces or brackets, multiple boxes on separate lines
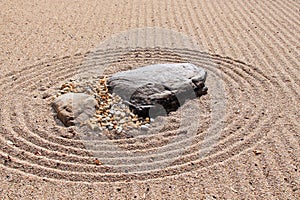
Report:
52,63,208,139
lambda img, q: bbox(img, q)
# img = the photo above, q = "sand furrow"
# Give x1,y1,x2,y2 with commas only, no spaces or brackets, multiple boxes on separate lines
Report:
243,0,300,87
266,0,300,28
229,0,300,100
258,138,296,199
268,134,300,197
187,1,214,52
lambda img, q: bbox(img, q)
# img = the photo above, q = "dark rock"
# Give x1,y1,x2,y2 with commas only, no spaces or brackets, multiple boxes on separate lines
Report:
52,93,97,127
107,63,208,118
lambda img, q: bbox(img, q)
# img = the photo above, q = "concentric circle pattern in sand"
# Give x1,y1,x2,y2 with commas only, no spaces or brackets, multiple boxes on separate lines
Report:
0,47,285,183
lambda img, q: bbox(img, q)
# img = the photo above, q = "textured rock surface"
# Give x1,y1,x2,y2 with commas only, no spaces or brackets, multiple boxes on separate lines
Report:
52,93,97,126
107,63,208,117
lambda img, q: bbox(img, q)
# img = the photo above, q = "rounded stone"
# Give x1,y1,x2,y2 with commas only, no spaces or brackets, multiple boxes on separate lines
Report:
140,125,149,131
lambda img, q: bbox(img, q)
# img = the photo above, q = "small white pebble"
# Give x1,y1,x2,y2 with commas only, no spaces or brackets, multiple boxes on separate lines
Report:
120,112,126,118
109,110,115,115
108,125,114,130
115,110,121,116
116,127,123,134
141,125,149,131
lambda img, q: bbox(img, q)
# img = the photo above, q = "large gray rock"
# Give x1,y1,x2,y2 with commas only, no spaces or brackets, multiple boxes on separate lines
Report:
52,93,96,126
107,63,208,117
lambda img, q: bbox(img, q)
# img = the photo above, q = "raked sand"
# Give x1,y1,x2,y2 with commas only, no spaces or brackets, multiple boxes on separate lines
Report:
0,0,299,199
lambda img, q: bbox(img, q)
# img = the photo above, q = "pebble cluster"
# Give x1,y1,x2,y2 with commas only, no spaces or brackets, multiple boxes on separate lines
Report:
90,76,151,134
59,82,77,94
57,76,152,135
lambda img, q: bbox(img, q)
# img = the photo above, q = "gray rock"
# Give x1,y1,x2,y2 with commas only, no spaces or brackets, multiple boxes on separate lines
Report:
52,93,97,127
107,63,208,118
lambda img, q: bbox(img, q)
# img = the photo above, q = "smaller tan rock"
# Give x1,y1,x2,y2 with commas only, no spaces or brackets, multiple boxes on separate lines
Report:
52,93,97,127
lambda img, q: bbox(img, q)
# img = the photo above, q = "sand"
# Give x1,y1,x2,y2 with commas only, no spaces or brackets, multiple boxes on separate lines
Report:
0,0,299,199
